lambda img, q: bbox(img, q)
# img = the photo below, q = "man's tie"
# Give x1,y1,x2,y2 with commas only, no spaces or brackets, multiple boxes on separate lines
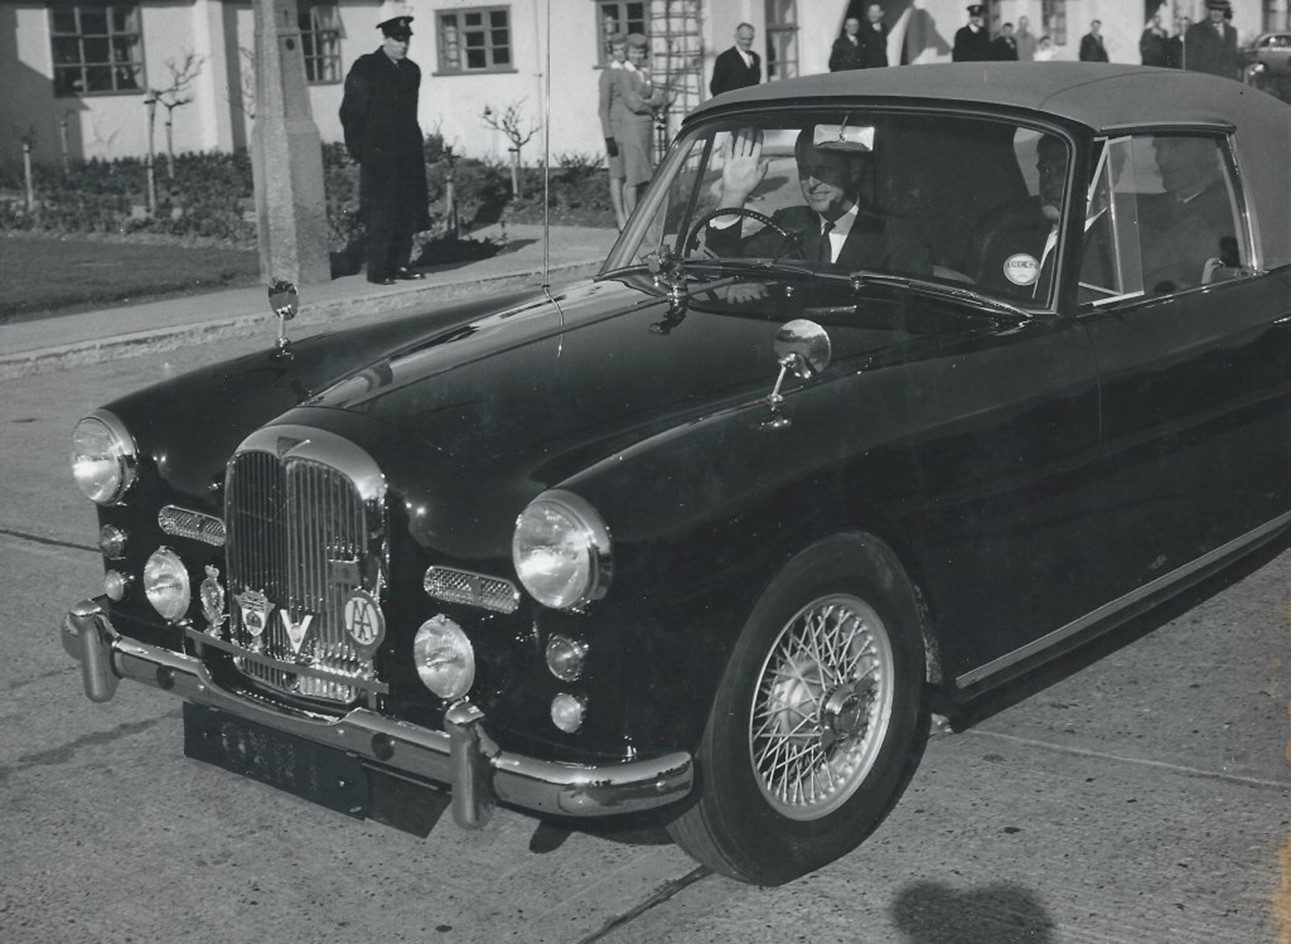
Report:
818,220,835,265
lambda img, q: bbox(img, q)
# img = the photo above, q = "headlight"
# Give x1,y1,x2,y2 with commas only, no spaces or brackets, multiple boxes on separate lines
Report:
512,490,612,610
144,547,191,621
71,410,138,505
413,615,475,700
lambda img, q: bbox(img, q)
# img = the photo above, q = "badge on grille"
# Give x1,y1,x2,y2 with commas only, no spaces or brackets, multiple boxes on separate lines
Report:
280,611,315,657
343,590,385,650
200,565,227,637
235,589,274,638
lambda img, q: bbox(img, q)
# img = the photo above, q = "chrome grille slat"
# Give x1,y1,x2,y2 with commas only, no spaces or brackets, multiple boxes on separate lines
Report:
223,428,387,705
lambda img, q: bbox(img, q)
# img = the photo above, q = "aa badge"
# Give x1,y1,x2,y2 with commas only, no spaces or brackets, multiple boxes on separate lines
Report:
343,590,385,651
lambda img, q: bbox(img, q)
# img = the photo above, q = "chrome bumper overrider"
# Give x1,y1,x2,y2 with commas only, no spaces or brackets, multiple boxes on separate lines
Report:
61,598,693,828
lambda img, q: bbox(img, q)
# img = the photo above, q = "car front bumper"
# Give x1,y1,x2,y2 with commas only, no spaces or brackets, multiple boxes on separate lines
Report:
61,598,693,828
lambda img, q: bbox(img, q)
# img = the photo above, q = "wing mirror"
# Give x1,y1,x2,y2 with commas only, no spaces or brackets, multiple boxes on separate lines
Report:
268,280,298,359
763,319,831,430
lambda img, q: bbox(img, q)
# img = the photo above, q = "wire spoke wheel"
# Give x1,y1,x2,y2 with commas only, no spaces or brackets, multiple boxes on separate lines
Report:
749,593,895,820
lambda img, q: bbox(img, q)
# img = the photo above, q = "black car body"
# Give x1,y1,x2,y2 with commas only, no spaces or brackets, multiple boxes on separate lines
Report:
63,64,1291,884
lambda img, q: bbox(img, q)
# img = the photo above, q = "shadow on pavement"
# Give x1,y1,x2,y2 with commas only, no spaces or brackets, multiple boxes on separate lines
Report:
891,880,1055,943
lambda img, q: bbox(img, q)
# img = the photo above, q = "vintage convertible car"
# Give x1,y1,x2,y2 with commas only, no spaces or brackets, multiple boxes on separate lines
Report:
63,64,1291,885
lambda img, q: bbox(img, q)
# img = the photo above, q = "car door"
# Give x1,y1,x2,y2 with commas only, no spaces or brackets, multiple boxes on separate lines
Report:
1077,132,1291,601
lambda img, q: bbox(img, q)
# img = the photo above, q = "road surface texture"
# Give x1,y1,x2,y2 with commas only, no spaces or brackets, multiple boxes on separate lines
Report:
1,317,1287,944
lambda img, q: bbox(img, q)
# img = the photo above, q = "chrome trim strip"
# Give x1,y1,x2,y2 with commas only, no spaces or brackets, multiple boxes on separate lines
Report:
158,505,226,547
955,510,1291,689
62,599,693,819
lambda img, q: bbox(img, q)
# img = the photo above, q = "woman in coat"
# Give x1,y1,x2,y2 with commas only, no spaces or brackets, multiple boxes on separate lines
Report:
610,33,667,215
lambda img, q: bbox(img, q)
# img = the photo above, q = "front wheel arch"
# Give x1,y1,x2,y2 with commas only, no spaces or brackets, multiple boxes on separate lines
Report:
666,531,928,884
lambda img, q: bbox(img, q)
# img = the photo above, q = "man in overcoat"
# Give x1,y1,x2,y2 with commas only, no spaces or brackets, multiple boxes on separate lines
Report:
339,6,430,285
1184,0,1239,79
710,23,761,96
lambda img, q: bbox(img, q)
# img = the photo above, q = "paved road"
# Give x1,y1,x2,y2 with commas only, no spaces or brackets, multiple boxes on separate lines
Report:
1,325,1288,943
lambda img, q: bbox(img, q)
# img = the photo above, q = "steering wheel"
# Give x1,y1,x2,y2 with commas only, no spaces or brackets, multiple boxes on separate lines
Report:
685,206,798,260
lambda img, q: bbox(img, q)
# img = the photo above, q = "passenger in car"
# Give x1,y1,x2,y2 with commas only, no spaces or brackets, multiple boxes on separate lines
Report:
1140,136,1239,293
705,126,930,276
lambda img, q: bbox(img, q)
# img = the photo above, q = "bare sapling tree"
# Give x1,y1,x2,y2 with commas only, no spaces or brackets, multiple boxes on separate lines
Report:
481,99,541,200
148,51,205,180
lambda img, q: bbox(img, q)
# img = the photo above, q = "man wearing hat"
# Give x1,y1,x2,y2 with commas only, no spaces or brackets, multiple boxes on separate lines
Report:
952,6,993,63
1184,0,1239,79
339,2,431,285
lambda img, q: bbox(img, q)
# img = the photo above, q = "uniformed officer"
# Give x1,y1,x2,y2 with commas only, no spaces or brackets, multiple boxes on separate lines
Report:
952,4,993,62
339,3,430,285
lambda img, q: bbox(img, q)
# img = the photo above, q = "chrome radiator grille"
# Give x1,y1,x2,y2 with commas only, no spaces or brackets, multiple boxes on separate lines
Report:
223,427,387,705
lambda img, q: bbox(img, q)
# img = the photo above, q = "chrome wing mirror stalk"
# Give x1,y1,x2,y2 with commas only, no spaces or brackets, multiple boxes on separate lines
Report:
268,280,298,360
762,319,831,430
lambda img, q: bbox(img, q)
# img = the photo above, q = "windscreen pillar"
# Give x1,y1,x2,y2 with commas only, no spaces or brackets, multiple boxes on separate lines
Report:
251,0,331,285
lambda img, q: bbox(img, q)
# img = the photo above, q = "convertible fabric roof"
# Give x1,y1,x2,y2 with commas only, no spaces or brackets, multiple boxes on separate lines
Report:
690,63,1291,271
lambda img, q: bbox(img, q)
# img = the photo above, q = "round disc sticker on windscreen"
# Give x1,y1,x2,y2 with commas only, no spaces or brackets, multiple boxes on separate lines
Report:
1004,253,1040,286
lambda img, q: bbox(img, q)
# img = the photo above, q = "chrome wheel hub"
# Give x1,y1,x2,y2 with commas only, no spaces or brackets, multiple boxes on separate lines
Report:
749,595,896,820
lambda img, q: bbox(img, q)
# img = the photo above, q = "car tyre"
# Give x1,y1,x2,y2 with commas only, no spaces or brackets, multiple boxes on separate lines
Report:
666,532,926,885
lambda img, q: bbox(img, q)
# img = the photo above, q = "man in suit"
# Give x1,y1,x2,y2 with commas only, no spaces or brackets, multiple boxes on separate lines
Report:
991,22,1019,61
1184,0,1239,79
1140,135,1238,293
973,135,1066,298
859,3,889,68
828,17,865,71
710,23,761,96
952,5,993,63
705,126,929,276
339,3,430,285
1079,20,1109,61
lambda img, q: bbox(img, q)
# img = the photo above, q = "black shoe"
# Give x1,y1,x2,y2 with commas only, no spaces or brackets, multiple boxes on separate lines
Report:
367,275,396,286
393,267,425,281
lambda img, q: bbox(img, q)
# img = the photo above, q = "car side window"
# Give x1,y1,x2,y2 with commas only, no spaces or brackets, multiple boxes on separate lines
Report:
1079,133,1247,306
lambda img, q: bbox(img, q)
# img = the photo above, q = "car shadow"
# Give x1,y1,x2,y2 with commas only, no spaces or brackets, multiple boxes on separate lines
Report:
890,879,1055,943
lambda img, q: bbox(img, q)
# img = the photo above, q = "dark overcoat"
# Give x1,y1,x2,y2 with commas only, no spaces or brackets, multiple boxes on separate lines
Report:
710,47,761,95
1183,21,1239,78
339,48,431,233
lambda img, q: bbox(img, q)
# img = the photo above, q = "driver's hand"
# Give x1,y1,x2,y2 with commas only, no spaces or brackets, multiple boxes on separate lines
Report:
717,128,767,209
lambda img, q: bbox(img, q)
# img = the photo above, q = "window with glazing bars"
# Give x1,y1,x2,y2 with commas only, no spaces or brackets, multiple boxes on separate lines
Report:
299,2,342,84
51,3,144,96
1042,0,1067,46
595,1,646,65
437,7,512,73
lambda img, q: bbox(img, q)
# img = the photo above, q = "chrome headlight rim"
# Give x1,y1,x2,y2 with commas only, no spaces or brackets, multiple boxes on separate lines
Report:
512,489,613,611
71,409,138,506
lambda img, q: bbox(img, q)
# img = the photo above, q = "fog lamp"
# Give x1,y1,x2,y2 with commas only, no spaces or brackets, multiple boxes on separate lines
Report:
144,547,191,621
545,635,588,682
413,615,475,700
550,693,586,733
98,525,128,560
104,570,132,601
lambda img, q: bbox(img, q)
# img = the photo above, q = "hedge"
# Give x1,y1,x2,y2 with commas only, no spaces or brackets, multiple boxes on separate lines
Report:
0,140,616,251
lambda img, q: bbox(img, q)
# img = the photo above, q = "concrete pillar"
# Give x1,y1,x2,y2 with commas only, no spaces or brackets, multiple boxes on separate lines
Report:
251,0,330,285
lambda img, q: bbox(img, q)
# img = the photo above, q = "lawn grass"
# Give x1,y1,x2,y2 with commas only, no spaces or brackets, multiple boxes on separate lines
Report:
0,233,261,322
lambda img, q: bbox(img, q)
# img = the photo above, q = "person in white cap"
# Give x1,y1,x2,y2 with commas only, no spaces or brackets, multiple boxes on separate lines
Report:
339,2,430,284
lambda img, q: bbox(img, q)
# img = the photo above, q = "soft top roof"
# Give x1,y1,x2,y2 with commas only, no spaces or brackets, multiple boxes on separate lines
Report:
690,63,1278,132
689,63,1291,270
